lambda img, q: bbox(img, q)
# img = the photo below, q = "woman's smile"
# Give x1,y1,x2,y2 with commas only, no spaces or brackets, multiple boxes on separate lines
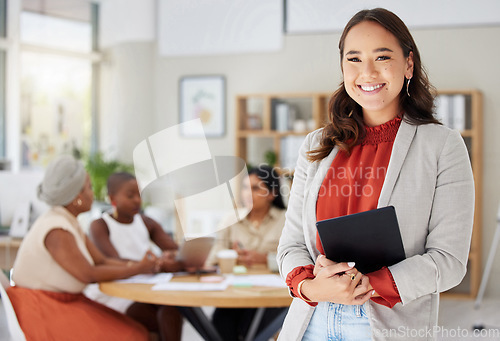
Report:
358,83,385,94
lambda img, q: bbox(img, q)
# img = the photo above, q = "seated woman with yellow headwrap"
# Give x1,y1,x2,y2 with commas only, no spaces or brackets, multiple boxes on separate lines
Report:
7,155,156,341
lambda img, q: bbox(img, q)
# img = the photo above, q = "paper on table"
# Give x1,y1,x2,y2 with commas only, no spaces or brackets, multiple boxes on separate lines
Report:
115,273,174,284
152,281,229,291
228,274,287,288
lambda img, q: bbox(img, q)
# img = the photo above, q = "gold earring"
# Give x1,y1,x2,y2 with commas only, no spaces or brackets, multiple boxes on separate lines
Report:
406,77,411,97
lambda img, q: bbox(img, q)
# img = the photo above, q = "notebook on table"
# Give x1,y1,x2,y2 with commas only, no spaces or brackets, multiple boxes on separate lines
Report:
316,206,406,274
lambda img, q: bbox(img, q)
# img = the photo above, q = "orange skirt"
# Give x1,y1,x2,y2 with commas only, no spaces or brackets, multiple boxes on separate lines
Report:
7,286,148,341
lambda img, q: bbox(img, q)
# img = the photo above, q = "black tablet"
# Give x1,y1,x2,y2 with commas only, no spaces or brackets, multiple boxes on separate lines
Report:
316,206,406,274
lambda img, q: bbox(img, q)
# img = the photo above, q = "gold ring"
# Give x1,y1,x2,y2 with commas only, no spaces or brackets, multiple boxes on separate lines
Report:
345,273,356,281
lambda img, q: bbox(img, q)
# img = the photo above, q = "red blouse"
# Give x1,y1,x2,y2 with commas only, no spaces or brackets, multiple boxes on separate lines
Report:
286,116,402,308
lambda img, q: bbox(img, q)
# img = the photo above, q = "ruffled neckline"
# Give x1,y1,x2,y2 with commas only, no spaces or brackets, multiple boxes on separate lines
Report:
362,116,402,145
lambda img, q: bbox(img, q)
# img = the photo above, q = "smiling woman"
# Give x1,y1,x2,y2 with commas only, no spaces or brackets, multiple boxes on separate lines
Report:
342,21,413,126
276,7,474,341
307,8,439,162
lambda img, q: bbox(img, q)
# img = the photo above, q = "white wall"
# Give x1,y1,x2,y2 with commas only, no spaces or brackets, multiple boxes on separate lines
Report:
99,42,155,162
100,23,500,298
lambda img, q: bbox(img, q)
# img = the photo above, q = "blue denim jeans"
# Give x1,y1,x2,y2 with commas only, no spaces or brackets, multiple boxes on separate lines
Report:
302,302,372,341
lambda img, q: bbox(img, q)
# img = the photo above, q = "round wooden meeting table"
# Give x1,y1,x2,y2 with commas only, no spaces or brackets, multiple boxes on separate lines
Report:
99,266,292,341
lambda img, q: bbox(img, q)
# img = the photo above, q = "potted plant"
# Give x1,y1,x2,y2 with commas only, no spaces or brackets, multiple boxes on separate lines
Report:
82,152,134,202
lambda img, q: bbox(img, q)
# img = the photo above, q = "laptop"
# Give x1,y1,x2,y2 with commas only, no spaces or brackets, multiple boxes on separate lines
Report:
176,236,216,272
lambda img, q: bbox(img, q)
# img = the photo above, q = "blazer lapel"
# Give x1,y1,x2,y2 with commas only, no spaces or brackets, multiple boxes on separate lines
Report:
303,146,339,258
378,119,417,207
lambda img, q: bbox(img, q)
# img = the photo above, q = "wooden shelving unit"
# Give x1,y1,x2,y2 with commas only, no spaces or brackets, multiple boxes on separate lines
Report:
235,90,482,298
235,93,330,170
437,89,483,299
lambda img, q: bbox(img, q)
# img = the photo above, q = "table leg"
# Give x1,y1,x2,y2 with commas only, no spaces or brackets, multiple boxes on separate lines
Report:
178,307,223,341
253,308,288,341
244,307,265,341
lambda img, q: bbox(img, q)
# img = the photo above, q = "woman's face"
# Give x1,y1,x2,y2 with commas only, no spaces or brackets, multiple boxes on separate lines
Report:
342,21,413,126
78,174,94,212
241,174,274,212
110,179,142,217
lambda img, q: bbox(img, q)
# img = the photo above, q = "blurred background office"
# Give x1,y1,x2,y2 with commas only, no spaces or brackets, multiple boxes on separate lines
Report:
1,1,500,339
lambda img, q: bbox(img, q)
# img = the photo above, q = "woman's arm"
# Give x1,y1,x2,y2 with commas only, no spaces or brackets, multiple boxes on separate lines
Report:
142,215,184,272
45,229,157,283
85,235,128,267
142,215,178,251
277,131,320,277
390,129,475,304
88,218,121,259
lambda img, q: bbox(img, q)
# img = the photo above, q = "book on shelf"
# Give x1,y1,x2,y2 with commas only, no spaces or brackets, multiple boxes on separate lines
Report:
272,101,296,132
451,94,466,131
434,94,466,131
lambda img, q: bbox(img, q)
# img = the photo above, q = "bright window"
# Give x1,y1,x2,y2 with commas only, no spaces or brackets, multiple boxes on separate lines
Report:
19,4,97,169
20,51,91,167
20,11,92,53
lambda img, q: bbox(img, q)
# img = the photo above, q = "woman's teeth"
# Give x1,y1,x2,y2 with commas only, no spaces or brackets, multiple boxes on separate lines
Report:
360,84,383,91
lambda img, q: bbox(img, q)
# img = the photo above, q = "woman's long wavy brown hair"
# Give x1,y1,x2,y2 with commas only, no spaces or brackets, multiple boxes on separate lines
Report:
308,8,440,162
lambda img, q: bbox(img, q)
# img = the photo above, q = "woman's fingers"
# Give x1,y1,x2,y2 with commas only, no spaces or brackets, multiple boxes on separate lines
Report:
318,261,356,277
316,255,336,267
353,288,375,305
351,273,369,292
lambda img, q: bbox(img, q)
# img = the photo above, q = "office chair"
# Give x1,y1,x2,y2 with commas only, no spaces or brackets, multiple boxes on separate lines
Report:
0,270,26,341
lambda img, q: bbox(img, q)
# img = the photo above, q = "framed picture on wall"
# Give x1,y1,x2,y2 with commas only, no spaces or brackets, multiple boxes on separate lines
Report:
179,75,226,137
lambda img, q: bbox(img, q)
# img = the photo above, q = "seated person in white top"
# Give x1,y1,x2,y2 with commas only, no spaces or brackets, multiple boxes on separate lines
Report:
86,172,183,341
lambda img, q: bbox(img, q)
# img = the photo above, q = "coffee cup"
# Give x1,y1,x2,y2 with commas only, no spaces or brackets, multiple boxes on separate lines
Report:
217,249,238,274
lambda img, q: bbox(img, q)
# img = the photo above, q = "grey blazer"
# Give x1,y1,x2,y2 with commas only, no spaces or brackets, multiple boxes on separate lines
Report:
277,120,474,341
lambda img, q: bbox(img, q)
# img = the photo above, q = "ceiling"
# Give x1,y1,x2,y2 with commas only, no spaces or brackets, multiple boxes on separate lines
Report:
22,0,93,22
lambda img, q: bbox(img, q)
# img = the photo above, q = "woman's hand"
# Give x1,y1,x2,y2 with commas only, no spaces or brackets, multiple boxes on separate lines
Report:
302,261,374,305
314,254,357,278
136,250,158,274
156,250,183,273
314,254,335,276
232,241,266,267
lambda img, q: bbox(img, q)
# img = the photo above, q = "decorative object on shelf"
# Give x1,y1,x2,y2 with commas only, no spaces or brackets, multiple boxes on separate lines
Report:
246,114,262,130
179,75,226,137
293,119,307,133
